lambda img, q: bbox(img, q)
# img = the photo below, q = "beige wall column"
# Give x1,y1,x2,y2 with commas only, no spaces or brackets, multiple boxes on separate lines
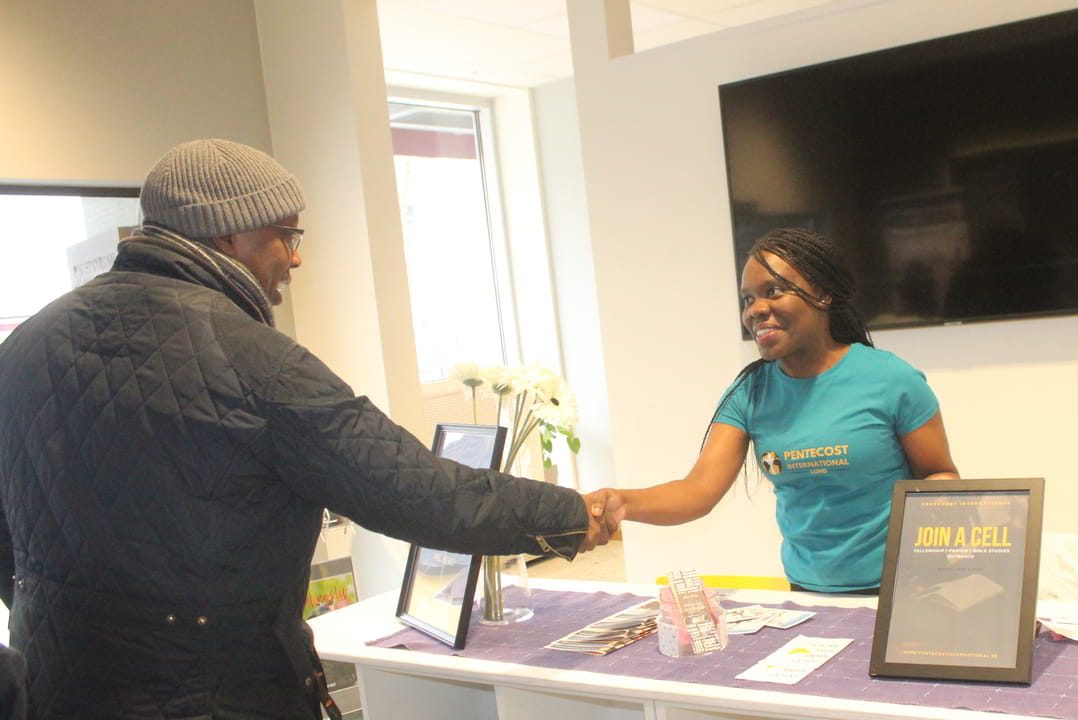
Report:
255,0,422,434
256,0,423,597
0,0,271,183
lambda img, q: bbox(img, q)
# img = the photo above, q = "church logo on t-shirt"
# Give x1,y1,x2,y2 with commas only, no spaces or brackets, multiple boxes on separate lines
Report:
777,444,850,475
760,450,782,475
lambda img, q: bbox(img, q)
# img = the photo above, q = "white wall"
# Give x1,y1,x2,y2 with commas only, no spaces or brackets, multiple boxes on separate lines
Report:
565,0,1078,584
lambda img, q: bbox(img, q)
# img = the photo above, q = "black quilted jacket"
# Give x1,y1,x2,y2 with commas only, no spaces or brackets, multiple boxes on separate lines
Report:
0,230,588,719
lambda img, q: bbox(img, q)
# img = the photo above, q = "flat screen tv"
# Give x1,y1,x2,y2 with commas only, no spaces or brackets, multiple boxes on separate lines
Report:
719,10,1078,334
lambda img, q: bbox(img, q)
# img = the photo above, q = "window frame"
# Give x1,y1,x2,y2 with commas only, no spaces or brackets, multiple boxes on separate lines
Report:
387,88,522,392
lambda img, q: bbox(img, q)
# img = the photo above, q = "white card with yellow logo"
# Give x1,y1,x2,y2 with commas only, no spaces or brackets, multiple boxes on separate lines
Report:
735,636,852,684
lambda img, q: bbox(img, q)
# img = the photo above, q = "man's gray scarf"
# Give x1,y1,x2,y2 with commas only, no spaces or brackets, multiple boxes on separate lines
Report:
133,223,276,327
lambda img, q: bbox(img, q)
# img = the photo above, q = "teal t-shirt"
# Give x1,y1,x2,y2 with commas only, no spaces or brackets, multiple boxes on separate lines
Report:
713,343,939,592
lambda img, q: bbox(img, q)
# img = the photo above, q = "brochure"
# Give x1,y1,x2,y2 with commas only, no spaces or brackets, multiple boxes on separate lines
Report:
546,599,660,655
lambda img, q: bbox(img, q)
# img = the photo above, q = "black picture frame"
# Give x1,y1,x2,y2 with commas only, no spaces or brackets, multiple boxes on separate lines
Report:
870,478,1045,683
395,423,507,649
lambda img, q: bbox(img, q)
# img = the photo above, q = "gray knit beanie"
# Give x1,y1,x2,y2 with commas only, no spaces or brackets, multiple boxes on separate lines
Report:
140,139,306,238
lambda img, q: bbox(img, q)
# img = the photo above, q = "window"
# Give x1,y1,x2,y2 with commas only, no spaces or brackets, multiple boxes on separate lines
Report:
0,187,140,343
389,100,513,383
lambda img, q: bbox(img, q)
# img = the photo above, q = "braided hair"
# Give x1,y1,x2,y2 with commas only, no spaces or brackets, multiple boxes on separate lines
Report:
710,227,873,444
749,227,871,348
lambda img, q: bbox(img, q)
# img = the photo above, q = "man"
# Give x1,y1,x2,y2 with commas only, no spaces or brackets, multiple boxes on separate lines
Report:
0,139,608,719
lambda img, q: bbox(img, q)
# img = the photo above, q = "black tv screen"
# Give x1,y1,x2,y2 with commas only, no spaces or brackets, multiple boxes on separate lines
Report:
719,10,1078,333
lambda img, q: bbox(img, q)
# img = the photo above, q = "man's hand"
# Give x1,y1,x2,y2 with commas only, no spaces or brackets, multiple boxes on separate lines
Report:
578,488,626,552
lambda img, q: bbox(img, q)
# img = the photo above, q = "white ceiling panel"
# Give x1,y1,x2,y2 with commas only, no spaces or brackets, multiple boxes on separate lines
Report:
628,2,691,31
378,2,568,79
701,0,836,27
424,0,565,28
635,0,759,16
522,13,571,39
518,52,576,79
377,0,854,89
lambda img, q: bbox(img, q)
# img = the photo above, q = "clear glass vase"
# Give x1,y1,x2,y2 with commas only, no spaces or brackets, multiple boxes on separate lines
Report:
479,554,534,624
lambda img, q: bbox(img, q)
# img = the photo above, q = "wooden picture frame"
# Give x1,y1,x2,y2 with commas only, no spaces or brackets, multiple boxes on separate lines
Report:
395,423,507,649
870,478,1045,683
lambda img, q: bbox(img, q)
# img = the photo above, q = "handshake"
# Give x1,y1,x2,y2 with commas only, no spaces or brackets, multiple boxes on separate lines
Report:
580,488,628,552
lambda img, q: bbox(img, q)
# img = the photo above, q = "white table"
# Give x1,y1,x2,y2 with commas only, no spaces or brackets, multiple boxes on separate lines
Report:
308,578,1053,720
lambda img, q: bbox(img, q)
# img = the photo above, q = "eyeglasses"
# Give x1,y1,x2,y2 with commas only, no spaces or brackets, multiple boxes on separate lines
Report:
268,224,304,253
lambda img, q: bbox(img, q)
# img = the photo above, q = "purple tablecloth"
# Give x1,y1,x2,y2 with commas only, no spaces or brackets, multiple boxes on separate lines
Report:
371,588,1078,719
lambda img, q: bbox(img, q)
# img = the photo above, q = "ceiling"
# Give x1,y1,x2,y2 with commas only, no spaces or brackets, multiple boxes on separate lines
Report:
376,0,845,89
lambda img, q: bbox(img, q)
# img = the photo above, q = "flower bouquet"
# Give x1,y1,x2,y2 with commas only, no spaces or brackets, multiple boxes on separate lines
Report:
449,361,582,623
450,361,580,473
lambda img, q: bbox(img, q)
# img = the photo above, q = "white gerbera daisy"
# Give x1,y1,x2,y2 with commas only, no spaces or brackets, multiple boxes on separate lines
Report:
449,361,484,388
533,381,578,429
449,361,485,423
481,364,524,396
522,363,561,400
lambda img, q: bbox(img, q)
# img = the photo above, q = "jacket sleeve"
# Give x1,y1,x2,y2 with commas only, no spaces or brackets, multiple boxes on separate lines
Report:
262,346,589,560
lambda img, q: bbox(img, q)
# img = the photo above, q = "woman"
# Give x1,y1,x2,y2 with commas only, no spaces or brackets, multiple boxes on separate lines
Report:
598,228,958,593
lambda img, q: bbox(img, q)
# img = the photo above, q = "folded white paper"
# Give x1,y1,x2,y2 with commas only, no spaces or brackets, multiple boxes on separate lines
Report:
735,635,852,685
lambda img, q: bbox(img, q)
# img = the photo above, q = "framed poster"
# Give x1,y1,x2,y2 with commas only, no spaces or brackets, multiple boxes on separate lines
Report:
395,424,506,649
870,478,1044,683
